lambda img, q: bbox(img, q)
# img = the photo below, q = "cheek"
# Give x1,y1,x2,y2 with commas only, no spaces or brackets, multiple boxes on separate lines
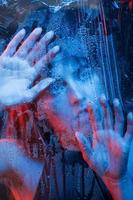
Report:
45,110,68,134
36,95,69,132
51,94,74,119
43,108,79,150
36,95,86,151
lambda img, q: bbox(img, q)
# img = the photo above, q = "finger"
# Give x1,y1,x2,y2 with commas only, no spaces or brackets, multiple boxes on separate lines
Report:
32,45,60,81
75,132,93,165
113,99,124,136
27,30,54,65
24,78,54,102
87,103,102,133
43,45,60,65
125,112,133,145
2,29,26,57
104,130,115,151
87,103,102,145
15,27,42,58
100,94,113,129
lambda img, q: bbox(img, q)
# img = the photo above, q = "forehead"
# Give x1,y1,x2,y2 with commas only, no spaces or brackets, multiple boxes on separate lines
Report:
51,56,88,79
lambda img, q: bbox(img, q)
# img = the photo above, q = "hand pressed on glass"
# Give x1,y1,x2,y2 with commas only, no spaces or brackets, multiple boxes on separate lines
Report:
75,96,133,200
76,96,133,179
0,28,60,106
0,27,60,200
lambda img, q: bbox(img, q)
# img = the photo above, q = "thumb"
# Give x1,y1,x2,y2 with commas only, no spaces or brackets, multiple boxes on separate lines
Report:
75,132,93,165
24,78,54,102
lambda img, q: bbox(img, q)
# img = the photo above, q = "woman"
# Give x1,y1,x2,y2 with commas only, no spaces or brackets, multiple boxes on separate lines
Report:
0,27,132,199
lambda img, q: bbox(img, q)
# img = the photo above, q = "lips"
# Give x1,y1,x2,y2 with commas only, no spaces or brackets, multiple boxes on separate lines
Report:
71,108,92,135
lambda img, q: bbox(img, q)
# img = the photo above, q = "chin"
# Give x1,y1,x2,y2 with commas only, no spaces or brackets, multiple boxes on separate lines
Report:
54,128,80,151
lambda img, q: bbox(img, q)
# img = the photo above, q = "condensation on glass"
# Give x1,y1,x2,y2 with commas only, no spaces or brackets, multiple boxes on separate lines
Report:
0,1,132,200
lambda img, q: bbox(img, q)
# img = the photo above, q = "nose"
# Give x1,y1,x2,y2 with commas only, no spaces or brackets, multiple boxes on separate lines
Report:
68,80,86,106
69,93,80,106
69,94,87,109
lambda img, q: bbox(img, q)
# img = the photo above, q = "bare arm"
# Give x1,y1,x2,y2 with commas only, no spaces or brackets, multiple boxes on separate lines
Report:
0,27,60,200
0,139,44,200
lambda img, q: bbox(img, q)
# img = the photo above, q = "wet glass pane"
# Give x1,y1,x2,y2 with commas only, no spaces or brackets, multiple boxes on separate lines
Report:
0,0,132,200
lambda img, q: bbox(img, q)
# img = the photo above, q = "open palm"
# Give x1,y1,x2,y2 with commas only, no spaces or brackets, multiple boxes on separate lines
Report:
0,28,59,106
76,96,133,180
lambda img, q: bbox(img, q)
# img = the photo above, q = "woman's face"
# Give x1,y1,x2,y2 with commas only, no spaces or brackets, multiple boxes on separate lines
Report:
37,57,103,150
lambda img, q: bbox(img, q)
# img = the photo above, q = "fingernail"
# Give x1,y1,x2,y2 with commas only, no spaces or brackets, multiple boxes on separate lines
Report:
128,112,133,122
100,94,106,103
52,46,60,54
75,132,82,140
34,27,42,34
113,98,119,107
47,78,55,84
20,28,26,35
46,31,54,40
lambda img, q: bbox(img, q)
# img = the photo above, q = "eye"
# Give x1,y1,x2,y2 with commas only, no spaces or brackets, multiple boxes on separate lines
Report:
73,68,91,82
80,68,91,82
49,79,66,96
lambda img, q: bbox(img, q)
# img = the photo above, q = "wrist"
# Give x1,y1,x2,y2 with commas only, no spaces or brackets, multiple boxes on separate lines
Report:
102,174,133,200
